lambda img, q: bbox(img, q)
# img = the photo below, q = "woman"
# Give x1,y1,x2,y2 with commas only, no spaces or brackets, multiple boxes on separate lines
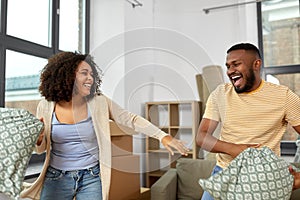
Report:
20,52,188,200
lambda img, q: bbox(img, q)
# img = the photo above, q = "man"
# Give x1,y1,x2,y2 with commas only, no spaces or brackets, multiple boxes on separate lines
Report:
196,43,300,200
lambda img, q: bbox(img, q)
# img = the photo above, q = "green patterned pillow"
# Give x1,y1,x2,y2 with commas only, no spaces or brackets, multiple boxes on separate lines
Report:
0,108,43,200
199,147,294,200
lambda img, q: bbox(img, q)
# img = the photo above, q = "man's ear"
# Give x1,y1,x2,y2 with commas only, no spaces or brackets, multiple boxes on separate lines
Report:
253,59,262,71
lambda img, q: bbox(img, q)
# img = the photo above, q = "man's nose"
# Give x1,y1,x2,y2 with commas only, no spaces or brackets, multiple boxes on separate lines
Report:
227,65,235,75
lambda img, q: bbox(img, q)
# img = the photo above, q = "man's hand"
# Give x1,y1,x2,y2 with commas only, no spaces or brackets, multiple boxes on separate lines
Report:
161,135,189,156
289,166,300,190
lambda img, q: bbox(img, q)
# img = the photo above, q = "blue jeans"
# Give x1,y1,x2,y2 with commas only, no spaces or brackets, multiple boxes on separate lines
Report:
201,165,223,200
40,164,102,200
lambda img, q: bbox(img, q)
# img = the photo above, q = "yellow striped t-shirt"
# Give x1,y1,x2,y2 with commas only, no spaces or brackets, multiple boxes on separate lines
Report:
203,80,300,168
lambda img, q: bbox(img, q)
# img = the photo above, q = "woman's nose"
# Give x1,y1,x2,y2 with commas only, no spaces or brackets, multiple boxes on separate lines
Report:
87,73,93,80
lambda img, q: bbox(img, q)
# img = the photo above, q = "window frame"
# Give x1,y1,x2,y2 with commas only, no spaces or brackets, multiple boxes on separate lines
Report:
257,1,300,156
0,0,90,107
257,2,300,77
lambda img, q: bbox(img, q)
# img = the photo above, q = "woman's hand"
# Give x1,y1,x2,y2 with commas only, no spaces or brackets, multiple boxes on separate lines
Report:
36,117,45,146
161,135,189,156
289,166,300,190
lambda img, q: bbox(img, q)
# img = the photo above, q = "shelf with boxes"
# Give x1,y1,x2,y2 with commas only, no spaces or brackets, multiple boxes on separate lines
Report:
145,101,202,187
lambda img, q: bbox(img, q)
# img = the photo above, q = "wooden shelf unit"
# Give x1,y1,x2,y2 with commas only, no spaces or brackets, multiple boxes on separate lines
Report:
145,101,201,187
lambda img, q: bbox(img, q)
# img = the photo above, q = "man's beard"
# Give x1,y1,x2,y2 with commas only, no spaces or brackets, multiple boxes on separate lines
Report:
234,69,256,93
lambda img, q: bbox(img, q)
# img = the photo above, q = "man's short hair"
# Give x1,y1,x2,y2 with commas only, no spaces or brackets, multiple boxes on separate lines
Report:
227,43,261,59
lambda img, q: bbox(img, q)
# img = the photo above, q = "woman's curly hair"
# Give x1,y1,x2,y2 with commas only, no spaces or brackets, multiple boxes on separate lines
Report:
39,51,103,102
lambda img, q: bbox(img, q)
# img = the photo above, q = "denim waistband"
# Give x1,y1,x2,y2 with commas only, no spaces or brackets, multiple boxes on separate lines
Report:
49,163,99,174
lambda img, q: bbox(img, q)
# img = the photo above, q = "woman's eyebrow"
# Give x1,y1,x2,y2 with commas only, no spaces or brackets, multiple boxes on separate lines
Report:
78,68,90,72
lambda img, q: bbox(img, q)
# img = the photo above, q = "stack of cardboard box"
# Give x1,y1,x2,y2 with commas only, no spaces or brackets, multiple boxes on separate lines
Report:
109,121,141,200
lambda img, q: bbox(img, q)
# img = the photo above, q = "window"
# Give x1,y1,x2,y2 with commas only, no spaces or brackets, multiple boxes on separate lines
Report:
5,50,46,100
0,0,89,109
261,0,299,67
0,0,89,179
59,0,86,52
5,50,47,114
7,0,52,47
258,0,300,154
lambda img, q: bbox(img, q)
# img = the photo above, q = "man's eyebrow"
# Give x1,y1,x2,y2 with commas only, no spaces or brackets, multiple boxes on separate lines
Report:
227,59,240,64
225,60,241,67
226,60,236,65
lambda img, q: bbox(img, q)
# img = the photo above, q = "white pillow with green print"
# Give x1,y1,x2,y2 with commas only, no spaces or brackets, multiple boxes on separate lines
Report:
0,108,43,200
199,147,294,200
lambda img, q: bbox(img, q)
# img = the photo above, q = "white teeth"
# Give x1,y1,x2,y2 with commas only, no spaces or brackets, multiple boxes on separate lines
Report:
84,84,91,88
232,75,241,80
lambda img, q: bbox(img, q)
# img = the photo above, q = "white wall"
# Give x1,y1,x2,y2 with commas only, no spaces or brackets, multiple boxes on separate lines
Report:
90,0,258,108
90,0,258,185
90,0,126,106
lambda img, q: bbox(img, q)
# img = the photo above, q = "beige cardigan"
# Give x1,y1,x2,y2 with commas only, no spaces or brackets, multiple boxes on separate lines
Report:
20,94,168,200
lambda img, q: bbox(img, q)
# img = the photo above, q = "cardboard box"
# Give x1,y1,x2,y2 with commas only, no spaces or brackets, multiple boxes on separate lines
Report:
110,121,136,136
139,187,151,200
111,134,133,157
110,121,133,157
109,155,140,200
